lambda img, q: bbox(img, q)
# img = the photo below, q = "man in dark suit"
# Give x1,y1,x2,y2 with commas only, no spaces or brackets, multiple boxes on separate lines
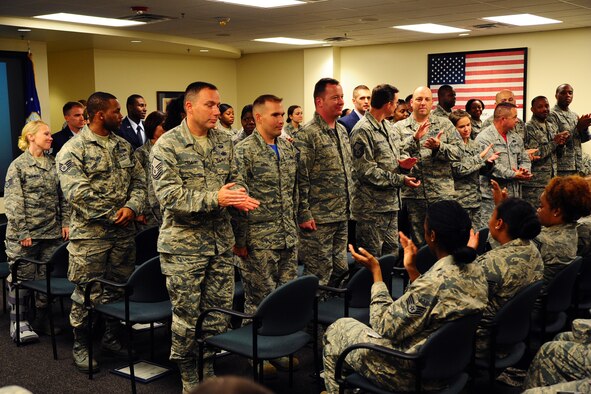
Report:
51,101,86,156
338,84,371,134
117,94,147,150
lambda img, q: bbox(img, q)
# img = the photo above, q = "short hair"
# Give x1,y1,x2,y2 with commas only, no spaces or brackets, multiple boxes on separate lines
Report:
219,103,233,114
185,81,218,104
531,95,548,107
143,111,166,140
62,101,84,116
544,176,591,223
465,98,484,112
241,104,253,120
86,92,117,120
18,120,48,152
370,84,399,109
496,198,541,240
493,102,517,120
437,84,453,95
126,94,143,108
286,105,301,123
448,109,471,126
396,99,406,106
556,83,572,94
313,78,340,99
352,85,370,97
252,94,282,115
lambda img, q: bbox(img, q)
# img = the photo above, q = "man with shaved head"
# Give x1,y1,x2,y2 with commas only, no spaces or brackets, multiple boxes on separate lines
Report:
482,89,526,140
392,86,462,245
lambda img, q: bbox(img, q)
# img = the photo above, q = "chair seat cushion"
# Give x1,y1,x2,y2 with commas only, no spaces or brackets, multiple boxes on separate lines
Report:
205,325,311,360
0,262,9,278
530,312,567,334
317,298,369,325
94,300,172,323
475,342,526,369
22,278,75,296
345,372,468,394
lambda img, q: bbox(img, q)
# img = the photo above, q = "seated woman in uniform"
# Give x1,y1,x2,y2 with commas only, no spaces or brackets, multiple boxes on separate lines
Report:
322,200,488,393
474,197,543,355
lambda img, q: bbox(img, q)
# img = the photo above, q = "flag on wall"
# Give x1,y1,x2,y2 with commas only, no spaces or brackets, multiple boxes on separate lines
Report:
428,48,527,120
24,52,41,123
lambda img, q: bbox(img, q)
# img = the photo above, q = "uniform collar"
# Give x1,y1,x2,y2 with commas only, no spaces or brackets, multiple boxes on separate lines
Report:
23,149,51,170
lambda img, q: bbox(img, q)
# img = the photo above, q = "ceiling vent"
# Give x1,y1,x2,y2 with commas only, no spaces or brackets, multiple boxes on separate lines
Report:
119,6,176,24
472,22,507,29
324,36,352,42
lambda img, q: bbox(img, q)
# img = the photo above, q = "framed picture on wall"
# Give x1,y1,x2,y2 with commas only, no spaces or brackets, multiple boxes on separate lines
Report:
156,91,183,112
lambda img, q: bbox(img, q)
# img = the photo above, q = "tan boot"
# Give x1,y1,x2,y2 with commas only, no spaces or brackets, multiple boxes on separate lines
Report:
72,328,99,373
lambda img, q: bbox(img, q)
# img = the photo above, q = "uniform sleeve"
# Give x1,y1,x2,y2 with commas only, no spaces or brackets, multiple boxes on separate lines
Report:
124,153,147,216
370,280,437,343
133,148,149,216
476,133,517,180
452,148,486,178
433,122,463,162
3,162,30,240
57,177,71,227
516,135,532,171
231,144,250,248
294,132,315,224
524,124,557,161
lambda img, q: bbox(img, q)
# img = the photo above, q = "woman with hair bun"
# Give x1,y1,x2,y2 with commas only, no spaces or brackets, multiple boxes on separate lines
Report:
282,105,303,139
217,103,238,136
322,200,488,393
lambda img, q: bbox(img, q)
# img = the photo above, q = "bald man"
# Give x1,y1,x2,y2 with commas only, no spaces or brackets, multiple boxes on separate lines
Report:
392,86,462,245
481,90,526,140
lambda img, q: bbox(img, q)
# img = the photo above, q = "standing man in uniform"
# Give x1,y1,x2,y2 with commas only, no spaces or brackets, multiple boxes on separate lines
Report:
294,77,355,287
56,92,146,373
392,86,462,245
150,81,259,392
547,83,591,176
51,101,86,156
350,84,419,257
481,89,526,140
118,94,148,150
431,85,456,119
338,85,371,135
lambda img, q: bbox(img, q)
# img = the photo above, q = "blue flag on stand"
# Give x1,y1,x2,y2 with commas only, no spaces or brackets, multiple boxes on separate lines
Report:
24,52,41,123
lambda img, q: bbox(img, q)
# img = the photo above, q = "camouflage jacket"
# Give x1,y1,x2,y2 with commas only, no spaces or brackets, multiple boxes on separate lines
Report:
56,126,145,240
4,150,69,241
523,117,560,188
370,255,487,353
283,122,302,139
533,223,578,291
393,115,462,202
482,116,525,140
150,119,246,259
577,216,591,256
547,104,589,173
293,112,355,224
431,104,451,119
452,139,492,209
350,112,406,219
134,140,160,216
475,124,531,198
233,130,298,250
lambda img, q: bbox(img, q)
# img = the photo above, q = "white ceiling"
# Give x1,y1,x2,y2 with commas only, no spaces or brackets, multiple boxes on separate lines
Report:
0,0,590,56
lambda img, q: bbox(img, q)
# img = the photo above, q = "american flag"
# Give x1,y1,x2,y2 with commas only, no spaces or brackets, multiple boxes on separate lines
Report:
428,48,527,120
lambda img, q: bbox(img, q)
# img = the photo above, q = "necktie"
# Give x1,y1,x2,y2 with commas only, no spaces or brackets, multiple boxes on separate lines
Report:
136,125,144,144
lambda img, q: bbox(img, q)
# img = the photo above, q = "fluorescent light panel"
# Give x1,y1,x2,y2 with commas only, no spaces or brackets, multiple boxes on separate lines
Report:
393,23,469,34
209,0,304,8
482,14,562,26
34,13,145,27
254,37,324,45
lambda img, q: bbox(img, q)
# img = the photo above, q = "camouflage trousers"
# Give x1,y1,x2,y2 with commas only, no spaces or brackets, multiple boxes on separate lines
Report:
524,340,591,389
521,186,543,209
239,247,298,315
404,199,427,246
523,379,591,394
68,237,135,328
5,238,63,320
355,212,399,258
160,251,234,366
299,221,348,287
323,317,416,393
480,198,495,230
465,207,483,231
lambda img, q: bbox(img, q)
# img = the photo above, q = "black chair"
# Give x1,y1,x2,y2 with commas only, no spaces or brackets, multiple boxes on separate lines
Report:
134,225,159,265
572,254,591,317
415,245,437,275
476,227,491,255
475,280,544,385
11,242,74,360
317,255,395,326
197,275,319,385
531,256,583,341
0,223,9,313
84,256,172,394
335,313,483,394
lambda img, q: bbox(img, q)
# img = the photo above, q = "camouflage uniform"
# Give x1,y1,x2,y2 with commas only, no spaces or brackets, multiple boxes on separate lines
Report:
451,139,493,229
547,104,590,176
474,238,543,353
350,112,406,257
233,130,299,314
294,112,355,286
150,119,242,388
471,119,483,139
323,255,488,393
522,117,560,207
232,128,250,145
134,140,162,227
56,126,145,329
4,150,69,321
392,115,462,244
430,104,451,119
524,380,591,394
482,116,525,140
475,124,531,226
577,216,591,256
282,122,302,139
524,319,591,390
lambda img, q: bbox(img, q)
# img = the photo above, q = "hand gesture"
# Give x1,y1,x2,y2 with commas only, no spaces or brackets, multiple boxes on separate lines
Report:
576,114,591,132
62,227,70,241
399,232,420,282
526,148,541,161
414,121,430,141
404,176,421,189
20,237,32,247
232,196,260,212
479,143,494,159
554,131,570,145
114,207,135,226
491,179,508,206
299,219,317,231
398,157,417,170
467,229,479,250
218,183,248,207
423,130,444,150
513,167,533,181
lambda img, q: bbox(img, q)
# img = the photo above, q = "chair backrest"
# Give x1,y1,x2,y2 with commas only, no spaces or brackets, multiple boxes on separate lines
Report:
127,256,169,303
577,254,591,294
476,227,491,255
346,267,372,308
419,313,482,381
493,280,544,345
544,256,582,313
416,245,437,275
0,223,7,262
48,242,70,278
134,226,159,265
255,275,319,336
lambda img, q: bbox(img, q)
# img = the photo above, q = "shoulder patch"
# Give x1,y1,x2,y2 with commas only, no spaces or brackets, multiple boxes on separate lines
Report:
152,157,163,180
352,140,365,159
59,159,74,173
405,294,427,316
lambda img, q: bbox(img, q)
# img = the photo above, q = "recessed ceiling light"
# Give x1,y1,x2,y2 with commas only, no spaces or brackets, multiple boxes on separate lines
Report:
130,40,142,43
393,23,469,34
482,14,561,26
18,28,32,32
34,13,145,27
208,0,304,8
200,49,209,52
254,37,325,45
